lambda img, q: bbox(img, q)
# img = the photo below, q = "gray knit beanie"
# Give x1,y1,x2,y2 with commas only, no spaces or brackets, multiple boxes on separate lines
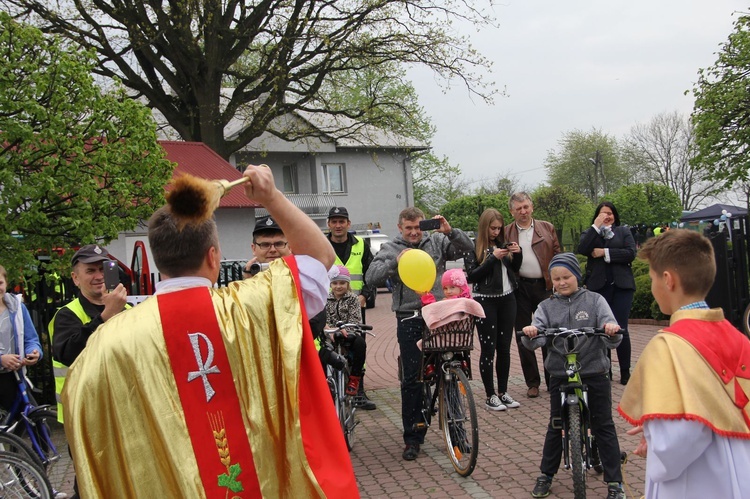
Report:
548,252,582,281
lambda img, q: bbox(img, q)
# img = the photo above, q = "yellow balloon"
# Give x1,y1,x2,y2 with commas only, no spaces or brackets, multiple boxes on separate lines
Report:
398,249,437,294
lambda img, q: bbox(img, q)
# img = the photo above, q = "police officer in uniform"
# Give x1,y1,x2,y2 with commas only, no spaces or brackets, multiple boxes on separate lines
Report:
326,207,376,410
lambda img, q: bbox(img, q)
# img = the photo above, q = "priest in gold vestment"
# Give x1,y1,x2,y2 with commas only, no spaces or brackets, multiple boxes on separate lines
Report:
62,166,359,498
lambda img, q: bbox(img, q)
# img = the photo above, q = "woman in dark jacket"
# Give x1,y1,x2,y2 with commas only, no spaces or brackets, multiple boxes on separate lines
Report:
465,208,523,411
577,201,636,384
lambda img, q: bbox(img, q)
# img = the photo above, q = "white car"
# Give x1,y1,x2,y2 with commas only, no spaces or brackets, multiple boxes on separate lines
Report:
357,232,390,255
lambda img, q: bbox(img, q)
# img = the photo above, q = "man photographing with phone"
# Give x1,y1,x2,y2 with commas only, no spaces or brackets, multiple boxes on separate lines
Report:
49,244,129,497
366,208,473,461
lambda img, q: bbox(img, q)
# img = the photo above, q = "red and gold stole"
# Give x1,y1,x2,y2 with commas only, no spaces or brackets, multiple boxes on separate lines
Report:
159,286,262,497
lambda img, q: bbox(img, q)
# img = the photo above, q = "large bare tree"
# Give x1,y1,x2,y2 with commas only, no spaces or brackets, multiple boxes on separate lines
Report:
4,0,499,159
623,111,719,211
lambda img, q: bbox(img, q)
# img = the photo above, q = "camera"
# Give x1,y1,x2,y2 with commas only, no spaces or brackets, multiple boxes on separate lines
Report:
103,260,120,291
247,262,270,276
418,218,441,231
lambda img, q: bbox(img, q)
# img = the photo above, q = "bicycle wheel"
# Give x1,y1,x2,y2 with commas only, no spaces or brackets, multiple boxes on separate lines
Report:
567,405,586,499
0,431,45,471
0,450,53,498
340,368,357,451
439,366,478,477
12,409,60,469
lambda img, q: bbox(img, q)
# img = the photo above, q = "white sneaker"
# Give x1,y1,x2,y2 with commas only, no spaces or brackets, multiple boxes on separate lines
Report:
53,491,69,499
485,394,507,411
500,393,521,408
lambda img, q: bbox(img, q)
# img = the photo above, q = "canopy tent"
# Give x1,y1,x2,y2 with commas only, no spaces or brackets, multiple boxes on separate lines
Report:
680,203,747,223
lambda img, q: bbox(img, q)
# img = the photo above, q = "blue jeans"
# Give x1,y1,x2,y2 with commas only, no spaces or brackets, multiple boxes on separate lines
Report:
397,316,427,446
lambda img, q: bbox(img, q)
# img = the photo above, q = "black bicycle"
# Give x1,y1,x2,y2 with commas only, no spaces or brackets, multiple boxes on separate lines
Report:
321,322,374,451
411,316,478,476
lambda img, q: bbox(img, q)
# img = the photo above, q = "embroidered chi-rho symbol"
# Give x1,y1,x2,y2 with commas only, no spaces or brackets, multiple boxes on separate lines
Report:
187,332,221,402
209,412,244,494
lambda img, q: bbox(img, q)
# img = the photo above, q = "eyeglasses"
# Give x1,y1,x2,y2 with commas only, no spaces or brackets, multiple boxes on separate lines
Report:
255,241,288,250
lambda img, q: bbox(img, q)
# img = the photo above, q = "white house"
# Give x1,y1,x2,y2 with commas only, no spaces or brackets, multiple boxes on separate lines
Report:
225,110,429,237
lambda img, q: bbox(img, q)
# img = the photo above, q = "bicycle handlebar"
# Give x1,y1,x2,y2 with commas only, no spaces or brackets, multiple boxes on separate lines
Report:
516,327,625,338
323,322,375,336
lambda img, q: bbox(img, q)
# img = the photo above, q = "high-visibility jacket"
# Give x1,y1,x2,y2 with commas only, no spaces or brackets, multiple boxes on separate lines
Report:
334,237,365,294
49,299,130,423
48,299,89,423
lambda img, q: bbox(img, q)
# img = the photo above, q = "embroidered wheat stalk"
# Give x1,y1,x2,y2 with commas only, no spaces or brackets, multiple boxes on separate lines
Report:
208,411,244,495
209,412,231,468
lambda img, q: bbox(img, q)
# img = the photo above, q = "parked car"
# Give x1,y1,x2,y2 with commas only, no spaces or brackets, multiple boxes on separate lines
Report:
357,232,390,255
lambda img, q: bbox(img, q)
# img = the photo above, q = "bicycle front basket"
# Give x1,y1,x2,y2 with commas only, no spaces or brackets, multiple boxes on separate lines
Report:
422,316,475,352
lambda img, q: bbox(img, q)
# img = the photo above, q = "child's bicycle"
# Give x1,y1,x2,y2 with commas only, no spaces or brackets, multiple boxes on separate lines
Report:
528,327,614,499
321,322,374,451
409,316,479,477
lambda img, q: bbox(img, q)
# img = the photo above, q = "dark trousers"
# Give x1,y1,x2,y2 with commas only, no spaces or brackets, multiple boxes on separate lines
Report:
0,372,18,412
397,316,427,445
514,279,552,388
595,284,634,377
540,374,623,483
475,293,517,397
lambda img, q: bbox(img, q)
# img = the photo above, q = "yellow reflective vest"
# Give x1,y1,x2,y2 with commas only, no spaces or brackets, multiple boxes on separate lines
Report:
334,237,365,294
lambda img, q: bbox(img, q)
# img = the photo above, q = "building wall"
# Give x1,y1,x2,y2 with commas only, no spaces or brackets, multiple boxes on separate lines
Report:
106,208,256,283
235,148,414,237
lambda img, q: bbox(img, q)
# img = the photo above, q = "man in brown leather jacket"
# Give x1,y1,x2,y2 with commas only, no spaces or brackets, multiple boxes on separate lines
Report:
505,192,561,398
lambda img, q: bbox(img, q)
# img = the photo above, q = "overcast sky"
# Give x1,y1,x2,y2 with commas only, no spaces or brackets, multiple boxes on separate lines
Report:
408,1,747,191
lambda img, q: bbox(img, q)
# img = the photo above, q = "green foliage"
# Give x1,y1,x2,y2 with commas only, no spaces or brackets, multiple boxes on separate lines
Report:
545,129,632,203
439,194,511,233
606,183,682,226
629,261,668,320
413,152,465,215
0,14,173,284
531,185,593,244
631,274,657,319
692,13,750,186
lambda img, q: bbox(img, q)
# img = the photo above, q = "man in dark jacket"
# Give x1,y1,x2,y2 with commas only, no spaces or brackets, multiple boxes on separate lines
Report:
366,207,473,461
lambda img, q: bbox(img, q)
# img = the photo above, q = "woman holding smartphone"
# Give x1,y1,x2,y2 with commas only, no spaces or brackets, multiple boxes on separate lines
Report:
464,208,523,411
0,265,42,411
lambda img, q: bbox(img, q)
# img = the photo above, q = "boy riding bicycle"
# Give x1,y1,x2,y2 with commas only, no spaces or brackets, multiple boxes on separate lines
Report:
521,253,625,499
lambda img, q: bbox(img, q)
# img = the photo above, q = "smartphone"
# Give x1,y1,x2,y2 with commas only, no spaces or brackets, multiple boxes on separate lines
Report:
419,218,441,231
103,260,120,291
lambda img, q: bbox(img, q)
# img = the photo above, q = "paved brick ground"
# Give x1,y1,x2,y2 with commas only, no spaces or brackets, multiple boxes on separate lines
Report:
47,290,659,498
356,291,655,499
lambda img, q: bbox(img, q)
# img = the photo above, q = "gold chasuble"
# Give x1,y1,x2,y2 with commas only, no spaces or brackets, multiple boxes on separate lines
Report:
619,308,750,438
62,256,359,498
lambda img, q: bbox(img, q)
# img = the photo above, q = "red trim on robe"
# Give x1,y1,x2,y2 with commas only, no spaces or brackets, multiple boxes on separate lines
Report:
283,255,360,498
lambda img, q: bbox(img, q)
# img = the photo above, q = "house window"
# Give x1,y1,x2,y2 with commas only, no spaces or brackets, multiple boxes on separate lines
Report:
283,164,298,193
323,163,346,193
